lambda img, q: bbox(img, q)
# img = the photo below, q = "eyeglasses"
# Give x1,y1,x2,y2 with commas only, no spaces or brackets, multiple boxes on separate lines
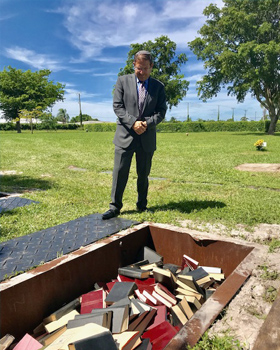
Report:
134,66,151,72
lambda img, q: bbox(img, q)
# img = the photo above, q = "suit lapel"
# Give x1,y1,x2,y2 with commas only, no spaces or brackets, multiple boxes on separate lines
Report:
129,74,138,107
143,77,154,112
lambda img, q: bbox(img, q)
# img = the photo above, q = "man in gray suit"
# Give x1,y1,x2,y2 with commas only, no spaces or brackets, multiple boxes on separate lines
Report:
102,50,167,220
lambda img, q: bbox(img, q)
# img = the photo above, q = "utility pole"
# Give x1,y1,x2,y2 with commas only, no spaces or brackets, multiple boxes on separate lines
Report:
217,105,220,121
231,108,235,121
78,93,83,126
244,109,247,120
187,102,190,122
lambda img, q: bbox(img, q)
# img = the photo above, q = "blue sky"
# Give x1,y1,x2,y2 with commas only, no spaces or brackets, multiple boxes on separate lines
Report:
0,0,264,122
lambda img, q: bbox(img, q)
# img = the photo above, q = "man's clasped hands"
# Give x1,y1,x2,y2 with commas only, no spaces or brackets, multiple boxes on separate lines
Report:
132,120,147,135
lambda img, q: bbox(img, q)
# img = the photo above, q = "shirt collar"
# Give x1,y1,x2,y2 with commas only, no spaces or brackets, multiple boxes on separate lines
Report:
137,77,149,85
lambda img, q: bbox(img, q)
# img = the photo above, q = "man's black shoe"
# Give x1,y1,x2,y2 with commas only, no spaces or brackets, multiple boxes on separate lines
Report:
137,207,148,213
102,209,120,220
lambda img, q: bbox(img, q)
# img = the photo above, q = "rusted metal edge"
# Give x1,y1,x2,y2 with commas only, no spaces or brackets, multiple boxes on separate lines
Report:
252,286,280,350
164,248,256,349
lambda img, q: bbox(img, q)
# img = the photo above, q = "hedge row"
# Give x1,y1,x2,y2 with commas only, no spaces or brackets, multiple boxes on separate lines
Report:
157,120,279,133
1,120,279,132
0,123,80,131
84,120,279,133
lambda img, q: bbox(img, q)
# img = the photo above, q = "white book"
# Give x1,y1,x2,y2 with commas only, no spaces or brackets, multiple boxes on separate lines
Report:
200,266,222,274
152,290,173,308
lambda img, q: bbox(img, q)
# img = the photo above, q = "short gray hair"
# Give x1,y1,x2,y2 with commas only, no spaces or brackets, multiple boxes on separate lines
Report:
134,50,153,65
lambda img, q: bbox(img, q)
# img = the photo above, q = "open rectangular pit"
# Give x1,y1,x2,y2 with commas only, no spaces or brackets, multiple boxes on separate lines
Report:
0,224,254,348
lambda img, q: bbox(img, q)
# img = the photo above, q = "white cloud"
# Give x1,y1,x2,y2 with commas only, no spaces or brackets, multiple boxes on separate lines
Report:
92,72,117,77
57,0,223,62
162,0,223,19
186,74,203,82
4,46,64,71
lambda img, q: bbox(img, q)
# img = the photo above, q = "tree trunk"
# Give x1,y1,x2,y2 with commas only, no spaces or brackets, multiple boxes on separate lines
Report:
16,120,21,133
267,109,279,135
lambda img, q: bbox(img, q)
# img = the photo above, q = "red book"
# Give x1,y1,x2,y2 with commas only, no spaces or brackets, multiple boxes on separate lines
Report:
181,254,199,271
106,280,118,292
135,277,155,286
142,289,161,306
80,289,106,314
13,333,42,350
137,284,155,293
147,305,167,330
142,321,177,349
117,274,135,283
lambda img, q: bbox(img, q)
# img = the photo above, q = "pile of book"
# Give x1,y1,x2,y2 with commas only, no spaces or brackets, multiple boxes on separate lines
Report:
1,247,224,350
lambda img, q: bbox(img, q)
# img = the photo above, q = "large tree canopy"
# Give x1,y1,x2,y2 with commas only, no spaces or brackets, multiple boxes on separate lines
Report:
0,66,65,132
189,0,280,134
118,35,189,110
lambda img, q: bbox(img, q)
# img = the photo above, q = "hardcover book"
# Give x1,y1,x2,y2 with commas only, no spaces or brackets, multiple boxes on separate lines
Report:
68,330,118,350
134,338,152,350
131,309,157,335
184,267,209,281
44,310,79,333
67,312,110,329
152,266,176,291
181,254,199,271
178,296,194,320
13,334,42,350
162,263,181,275
142,289,160,306
152,291,173,308
38,326,67,346
146,305,167,330
175,287,203,301
0,334,15,350
154,283,177,305
170,304,188,327
142,321,177,350
118,266,150,279
176,295,202,310
80,289,106,314
108,305,130,334
44,323,114,350
105,282,137,306
43,298,80,324
113,331,141,350
136,246,163,264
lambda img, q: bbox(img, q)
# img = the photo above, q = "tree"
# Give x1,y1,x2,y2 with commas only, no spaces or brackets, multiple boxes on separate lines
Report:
189,0,280,134
18,106,43,134
56,108,69,124
0,66,64,132
70,114,96,123
38,112,57,131
118,35,189,109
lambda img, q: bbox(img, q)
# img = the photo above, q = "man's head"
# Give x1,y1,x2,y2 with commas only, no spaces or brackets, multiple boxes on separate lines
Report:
133,50,153,81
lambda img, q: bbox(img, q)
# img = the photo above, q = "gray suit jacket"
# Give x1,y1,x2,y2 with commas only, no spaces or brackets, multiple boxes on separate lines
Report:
113,73,167,152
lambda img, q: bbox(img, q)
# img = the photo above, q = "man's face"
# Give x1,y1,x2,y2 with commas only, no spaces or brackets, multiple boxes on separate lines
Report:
133,58,153,81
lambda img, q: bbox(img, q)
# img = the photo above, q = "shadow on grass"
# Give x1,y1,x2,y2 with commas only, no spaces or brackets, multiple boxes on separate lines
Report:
123,199,226,214
0,175,53,193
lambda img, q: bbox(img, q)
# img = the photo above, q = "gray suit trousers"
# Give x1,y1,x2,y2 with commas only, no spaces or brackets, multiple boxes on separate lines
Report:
110,141,154,211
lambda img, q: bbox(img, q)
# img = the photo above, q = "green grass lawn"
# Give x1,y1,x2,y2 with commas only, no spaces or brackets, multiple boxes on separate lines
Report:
1,130,279,242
